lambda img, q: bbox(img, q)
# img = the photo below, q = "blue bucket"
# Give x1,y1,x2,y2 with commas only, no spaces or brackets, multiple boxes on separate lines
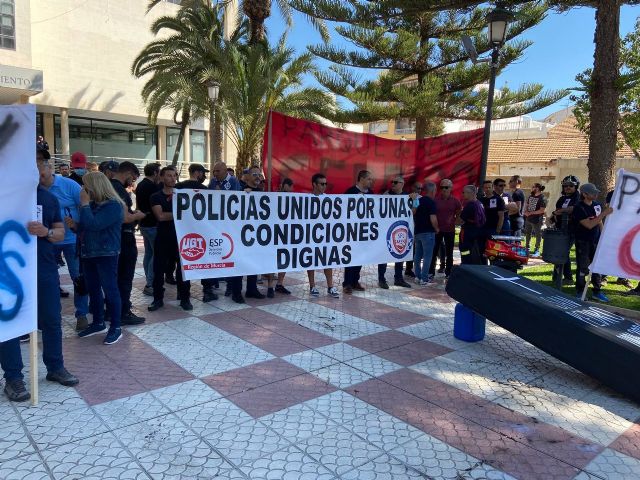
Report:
453,303,486,342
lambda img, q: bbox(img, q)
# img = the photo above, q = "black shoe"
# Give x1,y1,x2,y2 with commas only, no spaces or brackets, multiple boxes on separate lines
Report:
275,284,292,295
46,368,79,387
267,288,275,298
4,379,30,402
378,280,389,289
394,279,412,288
122,311,146,325
165,274,177,285
224,288,232,297
246,290,266,299
437,268,445,274
148,300,164,312
202,291,219,303
60,287,70,298
232,294,246,304
180,299,193,311
405,270,416,278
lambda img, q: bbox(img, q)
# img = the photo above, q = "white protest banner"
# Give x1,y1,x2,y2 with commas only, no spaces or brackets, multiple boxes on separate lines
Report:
591,169,640,280
173,190,414,280
0,105,38,342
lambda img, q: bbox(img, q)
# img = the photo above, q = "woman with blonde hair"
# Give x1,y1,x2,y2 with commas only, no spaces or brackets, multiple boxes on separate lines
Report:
65,172,125,344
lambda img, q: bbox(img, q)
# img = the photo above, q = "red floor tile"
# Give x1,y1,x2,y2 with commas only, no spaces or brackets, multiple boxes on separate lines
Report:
346,378,581,480
233,308,337,349
312,296,426,328
374,340,452,366
202,313,309,357
379,369,602,469
228,374,336,418
610,422,640,460
203,358,307,397
347,330,420,353
63,334,193,406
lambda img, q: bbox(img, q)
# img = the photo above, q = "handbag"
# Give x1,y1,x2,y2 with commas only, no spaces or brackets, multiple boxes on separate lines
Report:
73,236,88,296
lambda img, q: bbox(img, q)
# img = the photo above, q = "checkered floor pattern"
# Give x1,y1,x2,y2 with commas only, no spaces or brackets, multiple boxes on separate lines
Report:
1,240,640,479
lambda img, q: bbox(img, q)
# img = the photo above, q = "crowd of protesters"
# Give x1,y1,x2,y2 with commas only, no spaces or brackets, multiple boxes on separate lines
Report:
0,136,634,402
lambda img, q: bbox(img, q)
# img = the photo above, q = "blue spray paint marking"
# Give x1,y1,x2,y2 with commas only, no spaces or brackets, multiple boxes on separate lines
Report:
0,220,31,321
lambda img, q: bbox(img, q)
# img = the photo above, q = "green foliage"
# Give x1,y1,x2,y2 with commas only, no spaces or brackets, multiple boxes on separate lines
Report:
211,36,336,168
293,0,567,137
571,18,640,157
138,1,334,169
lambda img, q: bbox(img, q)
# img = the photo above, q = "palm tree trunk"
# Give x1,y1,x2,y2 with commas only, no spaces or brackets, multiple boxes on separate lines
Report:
587,0,621,198
172,109,190,167
243,0,270,44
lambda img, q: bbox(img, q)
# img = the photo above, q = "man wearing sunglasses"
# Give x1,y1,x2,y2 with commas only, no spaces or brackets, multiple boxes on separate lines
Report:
378,176,412,289
429,179,461,280
480,179,506,238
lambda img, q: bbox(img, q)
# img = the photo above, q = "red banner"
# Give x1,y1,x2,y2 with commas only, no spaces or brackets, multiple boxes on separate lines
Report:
262,111,483,197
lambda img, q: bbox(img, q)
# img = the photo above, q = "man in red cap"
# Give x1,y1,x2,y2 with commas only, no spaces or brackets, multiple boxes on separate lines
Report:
69,152,87,186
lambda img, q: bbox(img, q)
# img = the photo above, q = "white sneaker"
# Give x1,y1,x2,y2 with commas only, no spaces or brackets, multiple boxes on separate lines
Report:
328,287,339,298
310,286,320,296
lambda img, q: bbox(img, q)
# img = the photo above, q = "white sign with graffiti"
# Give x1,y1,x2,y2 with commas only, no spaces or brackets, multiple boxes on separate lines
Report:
0,105,38,342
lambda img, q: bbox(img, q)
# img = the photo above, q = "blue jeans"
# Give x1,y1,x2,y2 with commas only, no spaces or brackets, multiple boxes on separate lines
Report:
0,273,65,379
54,243,89,318
414,232,436,282
84,255,121,329
140,226,157,287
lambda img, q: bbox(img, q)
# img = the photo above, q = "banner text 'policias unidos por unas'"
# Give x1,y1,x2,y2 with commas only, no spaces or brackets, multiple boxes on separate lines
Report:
174,191,414,280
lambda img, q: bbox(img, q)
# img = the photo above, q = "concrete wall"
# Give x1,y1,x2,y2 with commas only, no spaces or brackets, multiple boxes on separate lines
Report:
28,0,180,123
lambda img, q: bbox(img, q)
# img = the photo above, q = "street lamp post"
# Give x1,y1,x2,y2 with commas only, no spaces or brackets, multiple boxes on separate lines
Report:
207,80,220,170
479,6,512,185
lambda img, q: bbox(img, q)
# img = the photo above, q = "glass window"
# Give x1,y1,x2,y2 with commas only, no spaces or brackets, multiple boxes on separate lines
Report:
190,130,206,164
0,0,15,50
368,122,389,135
54,116,157,160
166,127,184,163
395,118,416,134
36,113,43,139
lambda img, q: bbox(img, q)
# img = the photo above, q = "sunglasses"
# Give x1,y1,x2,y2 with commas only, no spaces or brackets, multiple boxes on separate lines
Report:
562,184,575,188
414,186,423,190
392,181,404,184
440,186,450,189
496,184,506,187
317,182,327,186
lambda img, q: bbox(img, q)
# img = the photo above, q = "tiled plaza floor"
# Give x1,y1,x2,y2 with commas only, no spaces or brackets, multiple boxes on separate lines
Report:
2,240,640,479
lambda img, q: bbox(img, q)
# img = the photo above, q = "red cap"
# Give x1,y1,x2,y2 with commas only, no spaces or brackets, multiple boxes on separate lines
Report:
70,152,87,168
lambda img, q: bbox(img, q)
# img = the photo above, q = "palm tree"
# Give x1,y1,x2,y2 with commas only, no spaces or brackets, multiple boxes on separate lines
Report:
147,0,328,45
133,2,233,165
212,37,335,169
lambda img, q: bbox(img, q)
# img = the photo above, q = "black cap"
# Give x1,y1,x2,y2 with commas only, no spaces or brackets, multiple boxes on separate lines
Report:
188,163,209,174
36,148,51,160
99,160,119,172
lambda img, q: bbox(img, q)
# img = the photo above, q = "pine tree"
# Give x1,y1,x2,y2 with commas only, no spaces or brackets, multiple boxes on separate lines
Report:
291,0,566,139
552,0,639,195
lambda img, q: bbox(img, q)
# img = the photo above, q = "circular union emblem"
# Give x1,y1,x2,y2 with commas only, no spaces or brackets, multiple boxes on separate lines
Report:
386,221,413,260
180,233,206,261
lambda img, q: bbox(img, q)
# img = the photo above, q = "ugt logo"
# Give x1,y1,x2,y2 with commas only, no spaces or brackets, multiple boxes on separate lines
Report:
180,233,206,261
0,220,31,321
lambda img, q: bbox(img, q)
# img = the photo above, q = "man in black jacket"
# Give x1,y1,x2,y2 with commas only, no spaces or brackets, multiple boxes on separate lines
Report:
343,170,373,294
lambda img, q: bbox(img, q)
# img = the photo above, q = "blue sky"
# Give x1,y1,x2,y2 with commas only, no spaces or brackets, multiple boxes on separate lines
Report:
266,5,640,121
